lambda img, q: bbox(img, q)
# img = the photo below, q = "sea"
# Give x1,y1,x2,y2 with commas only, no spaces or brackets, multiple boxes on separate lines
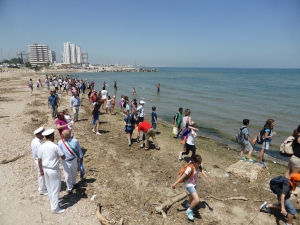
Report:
69,67,300,160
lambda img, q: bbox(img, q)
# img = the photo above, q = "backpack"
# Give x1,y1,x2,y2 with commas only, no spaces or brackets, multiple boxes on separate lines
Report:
236,127,247,144
256,129,266,144
178,164,195,183
279,136,295,157
270,176,290,195
180,128,191,140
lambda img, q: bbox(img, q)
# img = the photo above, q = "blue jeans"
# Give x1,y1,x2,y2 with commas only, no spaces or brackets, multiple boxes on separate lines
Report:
284,199,297,215
186,185,197,195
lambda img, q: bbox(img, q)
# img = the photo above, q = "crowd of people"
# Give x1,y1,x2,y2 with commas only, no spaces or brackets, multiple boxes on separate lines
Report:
29,75,300,224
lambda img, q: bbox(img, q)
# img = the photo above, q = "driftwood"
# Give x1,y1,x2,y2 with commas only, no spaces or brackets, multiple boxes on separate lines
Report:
155,193,187,218
96,203,110,225
210,194,248,201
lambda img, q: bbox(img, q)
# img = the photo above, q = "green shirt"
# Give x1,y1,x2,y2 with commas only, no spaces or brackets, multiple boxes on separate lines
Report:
175,112,183,126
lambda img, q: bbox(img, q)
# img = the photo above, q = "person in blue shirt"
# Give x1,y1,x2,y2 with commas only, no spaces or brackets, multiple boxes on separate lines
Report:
48,90,59,119
70,92,81,122
151,106,157,130
58,130,84,194
239,119,254,162
258,119,276,167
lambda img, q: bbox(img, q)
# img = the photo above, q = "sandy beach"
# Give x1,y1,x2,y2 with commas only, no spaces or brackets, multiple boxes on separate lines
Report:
0,70,297,225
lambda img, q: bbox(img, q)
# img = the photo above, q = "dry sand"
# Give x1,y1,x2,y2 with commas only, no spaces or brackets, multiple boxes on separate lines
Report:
0,70,297,225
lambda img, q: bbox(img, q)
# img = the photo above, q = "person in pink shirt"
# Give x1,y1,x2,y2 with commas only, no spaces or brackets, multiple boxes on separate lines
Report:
55,112,70,138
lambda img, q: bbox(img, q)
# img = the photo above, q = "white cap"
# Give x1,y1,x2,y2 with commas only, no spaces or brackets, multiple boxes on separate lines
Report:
139,100,146,104
34,126,44,135
42,129,55,136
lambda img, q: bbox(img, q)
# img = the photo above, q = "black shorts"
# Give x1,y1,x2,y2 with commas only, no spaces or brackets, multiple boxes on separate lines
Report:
186,143,196,153
138,117,144,123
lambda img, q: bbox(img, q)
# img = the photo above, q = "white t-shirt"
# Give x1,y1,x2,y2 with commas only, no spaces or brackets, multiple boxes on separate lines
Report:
184,165,201,187
186,130,198,145
31,137,42,160
101,90,108,99
106,99,111,108
137,105,144,117
38,141,64,169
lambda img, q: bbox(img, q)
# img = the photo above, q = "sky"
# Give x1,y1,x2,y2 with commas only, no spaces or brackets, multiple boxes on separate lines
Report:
0,0,299,68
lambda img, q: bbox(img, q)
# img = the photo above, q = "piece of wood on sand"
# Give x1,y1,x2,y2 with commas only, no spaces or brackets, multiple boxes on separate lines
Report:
155,193,187,218
96,203,110,225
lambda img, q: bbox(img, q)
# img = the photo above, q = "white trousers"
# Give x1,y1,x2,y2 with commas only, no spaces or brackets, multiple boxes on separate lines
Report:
73,106,79,121
44,167,61,211
62,159,78,191
34,159,47,194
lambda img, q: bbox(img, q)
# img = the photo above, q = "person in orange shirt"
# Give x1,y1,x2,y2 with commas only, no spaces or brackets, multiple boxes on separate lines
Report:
137,121,160,150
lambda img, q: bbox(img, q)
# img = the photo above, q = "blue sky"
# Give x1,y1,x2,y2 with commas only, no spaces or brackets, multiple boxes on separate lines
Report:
0,0,299,68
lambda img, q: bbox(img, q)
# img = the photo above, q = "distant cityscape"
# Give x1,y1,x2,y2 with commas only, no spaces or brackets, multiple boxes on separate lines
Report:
14,42,88,67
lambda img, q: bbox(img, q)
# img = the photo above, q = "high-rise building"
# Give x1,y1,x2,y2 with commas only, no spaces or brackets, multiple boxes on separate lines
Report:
81,51,88,64
28,44,49,65
63,42,71,63
16,51,29,63
62,42,87,64
48,50,56,64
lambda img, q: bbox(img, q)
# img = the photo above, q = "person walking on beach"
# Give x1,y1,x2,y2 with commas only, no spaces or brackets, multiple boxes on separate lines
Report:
238,119,254,162
119,95,125,113
179,123,199,160
172,154,211,222
133,87,136,95
38,129,65,214
58,130,84,194
56,112,70,139
174,107,183,138
48,90,59,119
28,78,33,95
114,80,117,90
105,96,111,115
151,106,157,130
31,126,47,195
124,109,135,146
92,97,101,135
137,120,160,150
258,119,276,167
101,87,108,110
137,101,145,123
70,92,81,122
260,173,300,225
110,96,116,115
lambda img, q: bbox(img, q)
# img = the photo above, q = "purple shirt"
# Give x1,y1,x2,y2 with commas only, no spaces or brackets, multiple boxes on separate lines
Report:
55,118,69,137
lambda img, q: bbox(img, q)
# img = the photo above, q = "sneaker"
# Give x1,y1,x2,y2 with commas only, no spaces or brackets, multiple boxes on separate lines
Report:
258,161,266,167
179,152,183,160
52,208,65,214
186,209,194,221
128,142,131,146
92,129,96,133
39,192,48,196
140,144,144,148
96,132,101,135
260,201,268,211
246,158,255,163
67,190,72,194
240,157,246,161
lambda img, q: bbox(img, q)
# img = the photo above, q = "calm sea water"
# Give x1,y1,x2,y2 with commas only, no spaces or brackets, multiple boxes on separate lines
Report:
71,67,300,160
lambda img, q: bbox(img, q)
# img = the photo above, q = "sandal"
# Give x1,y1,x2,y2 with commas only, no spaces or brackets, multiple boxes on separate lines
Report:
144,148,149,150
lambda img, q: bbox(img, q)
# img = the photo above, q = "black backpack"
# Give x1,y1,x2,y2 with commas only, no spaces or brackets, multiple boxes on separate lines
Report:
236,127,247,144
270,176,289,195
256,129,265,144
